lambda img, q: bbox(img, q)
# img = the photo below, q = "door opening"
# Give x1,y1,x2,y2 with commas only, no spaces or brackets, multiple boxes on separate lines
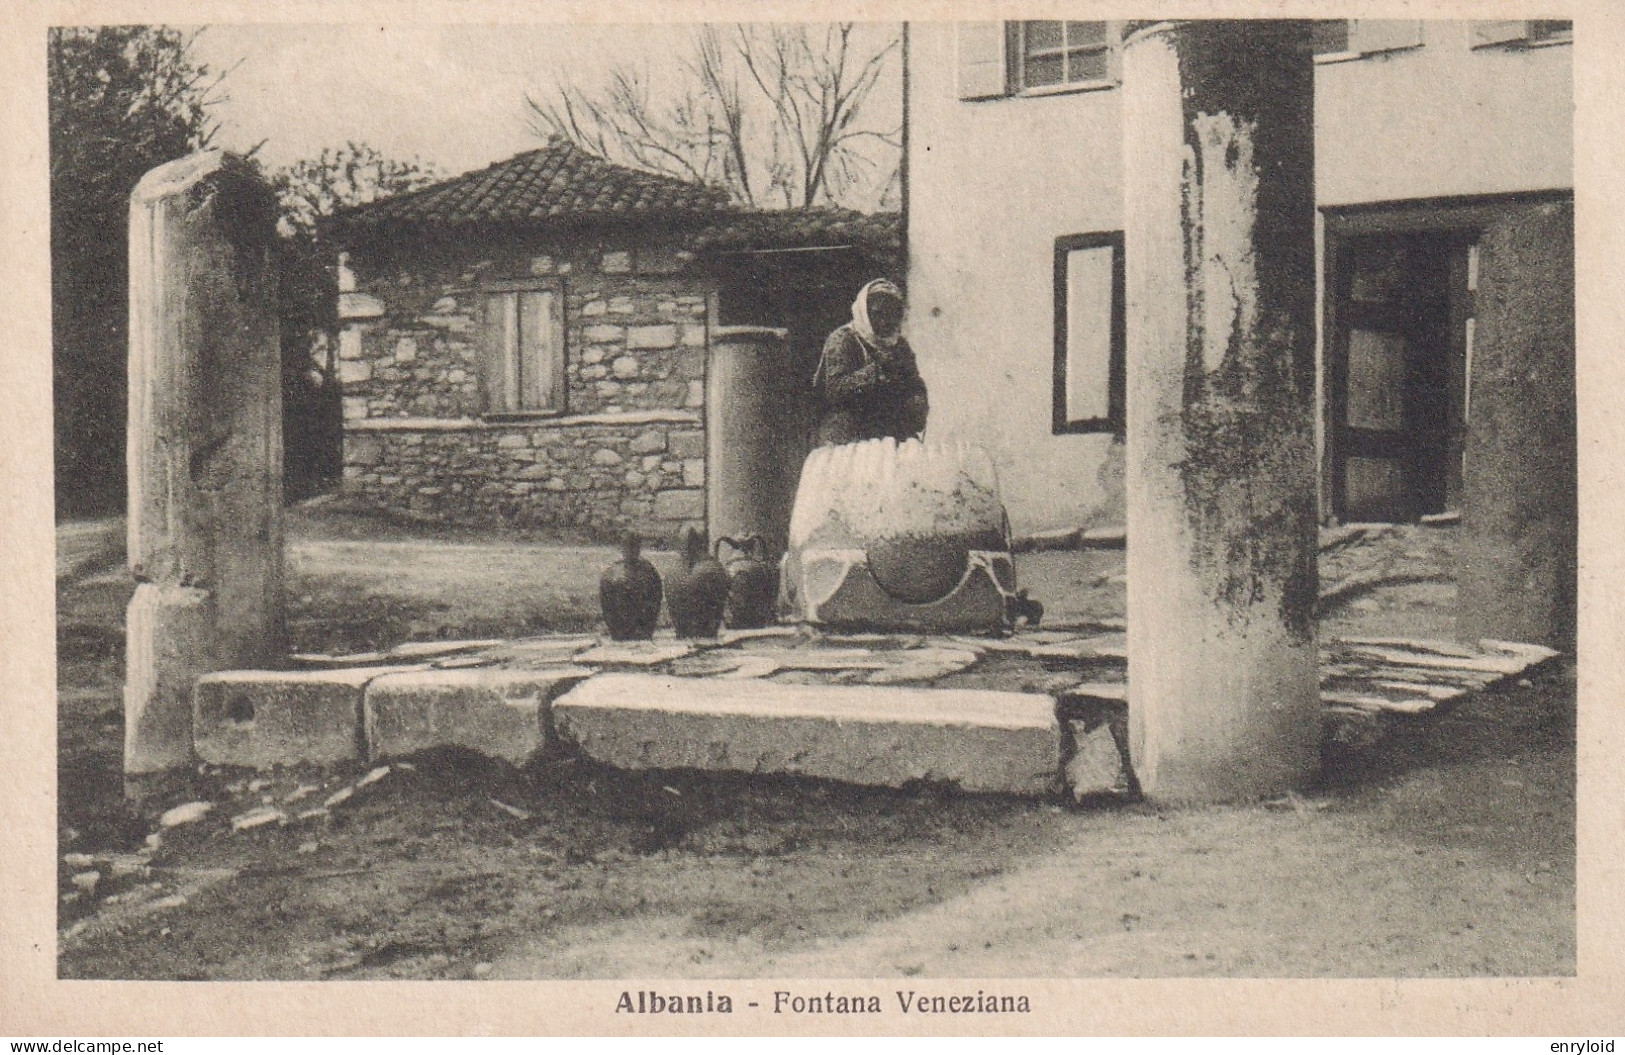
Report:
1329,231,1473,523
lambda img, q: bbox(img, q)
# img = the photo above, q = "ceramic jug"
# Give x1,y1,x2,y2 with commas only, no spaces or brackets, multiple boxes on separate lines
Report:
599,532,662,640
665,525,729,639
717,534,778,630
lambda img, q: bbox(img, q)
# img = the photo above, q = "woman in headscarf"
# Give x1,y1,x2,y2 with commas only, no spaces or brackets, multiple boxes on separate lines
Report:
812,278,929,447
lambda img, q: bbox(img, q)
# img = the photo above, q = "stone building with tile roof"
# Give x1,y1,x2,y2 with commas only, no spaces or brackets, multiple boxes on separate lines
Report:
329,138,900,541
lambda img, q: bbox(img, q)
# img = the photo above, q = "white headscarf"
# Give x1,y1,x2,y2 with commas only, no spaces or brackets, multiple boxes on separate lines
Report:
851,278,904,349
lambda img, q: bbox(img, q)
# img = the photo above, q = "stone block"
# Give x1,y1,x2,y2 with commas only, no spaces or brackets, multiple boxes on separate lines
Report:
348,436,384,466
497,433,529,449
627,325,678,350
582,299,606,317
529,255,556,275
552,674,1062,795
592,448,624,466
631,429,667,454
654,489,705,520
679,324,707,347
338,328,365,360
338,359,372,384
394,336,418,362
584,324,624,343
1064,720,1133,800
125,585,211,773
343,396,368,420
338,291,385,320
685,380,705,408
602,250,633,274
194,669,391,768
609,296,635,314
364,668,592,765
682,459,705,487
612,355,640,379
582,347,605,365
669,431,705,459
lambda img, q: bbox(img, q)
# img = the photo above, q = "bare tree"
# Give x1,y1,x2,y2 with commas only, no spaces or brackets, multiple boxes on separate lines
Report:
272,141,441,240
526,23,900,210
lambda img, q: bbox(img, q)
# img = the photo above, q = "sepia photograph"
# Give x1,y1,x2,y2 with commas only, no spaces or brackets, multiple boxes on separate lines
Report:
6,0,1616,1035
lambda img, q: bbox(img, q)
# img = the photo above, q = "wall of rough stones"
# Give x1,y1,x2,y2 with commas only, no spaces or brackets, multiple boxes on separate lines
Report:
344,414,706,536
337,233,714,540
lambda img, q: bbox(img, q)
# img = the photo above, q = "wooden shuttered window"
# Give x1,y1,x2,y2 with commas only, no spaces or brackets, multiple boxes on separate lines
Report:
481,286,565,415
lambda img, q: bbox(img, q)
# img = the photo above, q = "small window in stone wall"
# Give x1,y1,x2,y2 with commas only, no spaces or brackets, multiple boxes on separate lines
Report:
481,284,566,415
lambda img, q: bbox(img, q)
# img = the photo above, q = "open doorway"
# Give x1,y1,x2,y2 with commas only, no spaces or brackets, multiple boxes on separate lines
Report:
1328,231,1473,522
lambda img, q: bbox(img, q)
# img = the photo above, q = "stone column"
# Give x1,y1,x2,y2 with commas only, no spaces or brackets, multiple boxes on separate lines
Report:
1457,201,1576,651
125,150,284,775
706,326,796,556
1122,21,1320,802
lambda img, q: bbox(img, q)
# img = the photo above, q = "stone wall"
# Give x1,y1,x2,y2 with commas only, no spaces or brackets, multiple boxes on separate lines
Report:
338,233,713,539
344,414,706,536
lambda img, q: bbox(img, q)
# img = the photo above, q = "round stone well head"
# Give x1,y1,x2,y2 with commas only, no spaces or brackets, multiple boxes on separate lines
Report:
783,437,1016,630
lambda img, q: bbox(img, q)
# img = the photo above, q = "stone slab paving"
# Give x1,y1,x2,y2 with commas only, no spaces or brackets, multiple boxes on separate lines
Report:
192,626,1558,798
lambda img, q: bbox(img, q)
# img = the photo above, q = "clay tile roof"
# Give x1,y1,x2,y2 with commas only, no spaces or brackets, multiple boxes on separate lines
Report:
333,137,730,232
690,208,901,257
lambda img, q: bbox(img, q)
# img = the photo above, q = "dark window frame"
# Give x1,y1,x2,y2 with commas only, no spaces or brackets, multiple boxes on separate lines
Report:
1010,21,1123,95
1052,231,1126,436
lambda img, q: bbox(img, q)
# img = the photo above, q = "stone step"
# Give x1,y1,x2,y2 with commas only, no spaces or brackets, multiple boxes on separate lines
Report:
551,673,1064,796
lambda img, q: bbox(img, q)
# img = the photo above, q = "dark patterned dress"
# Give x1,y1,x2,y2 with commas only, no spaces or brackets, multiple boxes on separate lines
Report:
813,324,929,446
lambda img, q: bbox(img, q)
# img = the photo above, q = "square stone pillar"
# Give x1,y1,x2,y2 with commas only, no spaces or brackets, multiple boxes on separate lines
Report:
1121,21,1321,802
1457,201,1576,651
124,150,284,775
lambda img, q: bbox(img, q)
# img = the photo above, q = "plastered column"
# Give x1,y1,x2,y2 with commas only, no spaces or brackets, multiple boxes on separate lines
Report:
1457,201,1576,651
706,326,795,556
124,150,284,775
1122,21,1320,802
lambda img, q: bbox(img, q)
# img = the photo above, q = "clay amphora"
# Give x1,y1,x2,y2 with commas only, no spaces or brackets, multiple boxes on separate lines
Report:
717,534,778,630
665,526,729,639
599,533,662,640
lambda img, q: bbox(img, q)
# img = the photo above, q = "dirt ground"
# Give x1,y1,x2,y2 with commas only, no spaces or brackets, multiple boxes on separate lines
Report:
54,504,1574,979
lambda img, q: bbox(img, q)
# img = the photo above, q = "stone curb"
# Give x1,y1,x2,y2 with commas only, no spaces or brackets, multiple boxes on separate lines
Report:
363,666,595,766
553,673,1067,797
194,667,422,769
